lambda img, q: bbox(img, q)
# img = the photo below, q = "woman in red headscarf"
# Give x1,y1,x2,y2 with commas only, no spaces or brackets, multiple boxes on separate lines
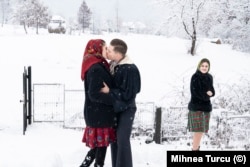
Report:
79,39,116,167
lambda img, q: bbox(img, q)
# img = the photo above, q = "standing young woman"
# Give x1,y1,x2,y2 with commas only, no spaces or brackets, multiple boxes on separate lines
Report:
187,58,215,151
80,39,116,167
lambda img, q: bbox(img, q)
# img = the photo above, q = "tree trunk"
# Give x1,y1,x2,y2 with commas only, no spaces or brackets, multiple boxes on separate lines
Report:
190,18,197,56
1,2,4,27
36,21,39,34
190,37,196,55
1,12,4,27
23,23,28,34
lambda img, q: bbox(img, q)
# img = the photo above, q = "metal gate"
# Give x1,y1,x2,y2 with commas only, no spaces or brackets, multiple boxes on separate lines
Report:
63,90,85,129
22,67,155,132
33,83,65,122
32,83,85,128
20,66,32,135
32,84,155,130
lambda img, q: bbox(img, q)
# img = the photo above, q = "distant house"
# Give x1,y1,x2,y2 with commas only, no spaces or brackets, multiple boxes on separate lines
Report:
122,21,146,33
48,15,66,34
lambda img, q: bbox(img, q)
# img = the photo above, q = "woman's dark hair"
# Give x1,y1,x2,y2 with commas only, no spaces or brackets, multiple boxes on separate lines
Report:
110,38,127,56
100,39,106,46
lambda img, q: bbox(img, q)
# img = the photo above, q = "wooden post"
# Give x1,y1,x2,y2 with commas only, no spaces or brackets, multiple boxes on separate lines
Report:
154,107,162,144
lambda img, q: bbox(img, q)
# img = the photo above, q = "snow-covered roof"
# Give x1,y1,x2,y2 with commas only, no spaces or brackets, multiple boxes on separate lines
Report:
51,15,65,21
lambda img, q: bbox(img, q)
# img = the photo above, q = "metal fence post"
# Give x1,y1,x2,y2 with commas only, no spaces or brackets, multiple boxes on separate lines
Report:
22,67,27,135
27,66,32,124
21,66,32,135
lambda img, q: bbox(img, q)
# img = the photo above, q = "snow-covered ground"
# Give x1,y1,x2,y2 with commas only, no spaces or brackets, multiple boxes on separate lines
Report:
0,25,250,167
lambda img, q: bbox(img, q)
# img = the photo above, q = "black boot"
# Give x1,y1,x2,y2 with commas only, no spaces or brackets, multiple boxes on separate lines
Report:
80,156,94,167
192,146,200,151
80,148,96,167
94,163,103,167
93,147,107,167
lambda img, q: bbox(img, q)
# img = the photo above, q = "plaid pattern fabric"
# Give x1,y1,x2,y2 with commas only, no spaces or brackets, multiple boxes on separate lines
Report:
187,111,210,133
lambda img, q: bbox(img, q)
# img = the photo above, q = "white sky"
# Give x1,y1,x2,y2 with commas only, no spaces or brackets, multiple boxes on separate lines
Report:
41,0,155,22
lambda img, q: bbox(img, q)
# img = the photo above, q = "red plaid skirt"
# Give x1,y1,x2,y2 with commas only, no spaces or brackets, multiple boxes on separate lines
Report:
82,127,116,148
187,111,210,133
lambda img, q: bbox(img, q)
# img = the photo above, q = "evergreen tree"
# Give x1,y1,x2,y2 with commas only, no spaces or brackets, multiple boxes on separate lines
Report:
77,0,91,32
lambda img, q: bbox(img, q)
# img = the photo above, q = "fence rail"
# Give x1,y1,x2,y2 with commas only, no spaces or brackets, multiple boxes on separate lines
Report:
32,84,155,130
22,67,250,149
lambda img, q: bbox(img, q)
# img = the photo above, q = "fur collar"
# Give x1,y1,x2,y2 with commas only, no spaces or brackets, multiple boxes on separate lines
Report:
110,56,134,75
118,55,133,65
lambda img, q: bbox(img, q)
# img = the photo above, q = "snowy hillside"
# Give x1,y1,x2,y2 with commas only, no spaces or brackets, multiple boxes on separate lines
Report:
0,25,250,167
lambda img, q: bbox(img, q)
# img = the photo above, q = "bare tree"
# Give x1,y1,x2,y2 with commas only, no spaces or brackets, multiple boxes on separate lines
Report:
30,0,50,34
153,0,206,55
77,0,91,33
0,0,11,27
181,0,205,55
12,0,30,34
115,0,121,32
12,0,50,34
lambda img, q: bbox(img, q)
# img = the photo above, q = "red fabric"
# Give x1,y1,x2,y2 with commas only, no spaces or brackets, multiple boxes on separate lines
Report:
81,39,110,80
82,127,116,149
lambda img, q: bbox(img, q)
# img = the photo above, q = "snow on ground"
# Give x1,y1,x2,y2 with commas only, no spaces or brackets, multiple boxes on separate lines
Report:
0,25,250,167
0,122,167,167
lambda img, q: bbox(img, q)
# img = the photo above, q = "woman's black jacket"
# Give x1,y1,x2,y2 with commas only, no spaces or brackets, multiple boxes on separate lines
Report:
188,70,215,112
84,63,116,127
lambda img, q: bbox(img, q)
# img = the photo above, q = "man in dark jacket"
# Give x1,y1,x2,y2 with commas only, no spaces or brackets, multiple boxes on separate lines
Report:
101,38,141,167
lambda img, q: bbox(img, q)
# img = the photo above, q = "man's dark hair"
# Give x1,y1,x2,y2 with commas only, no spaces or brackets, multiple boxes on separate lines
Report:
110,38,127,56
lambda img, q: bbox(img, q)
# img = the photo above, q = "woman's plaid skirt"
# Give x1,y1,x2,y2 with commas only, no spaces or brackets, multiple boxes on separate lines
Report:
187,111,210,133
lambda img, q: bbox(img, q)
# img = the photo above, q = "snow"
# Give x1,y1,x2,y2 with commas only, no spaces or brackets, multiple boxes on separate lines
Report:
1,24,250,167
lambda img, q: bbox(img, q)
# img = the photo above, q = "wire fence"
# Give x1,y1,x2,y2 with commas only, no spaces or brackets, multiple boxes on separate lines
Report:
160,107,250,149
32,84,155,130
32,84,250,149
33,84,65,122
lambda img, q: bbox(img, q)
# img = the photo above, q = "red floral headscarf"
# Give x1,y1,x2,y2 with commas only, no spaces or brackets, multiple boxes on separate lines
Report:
81,39,110,81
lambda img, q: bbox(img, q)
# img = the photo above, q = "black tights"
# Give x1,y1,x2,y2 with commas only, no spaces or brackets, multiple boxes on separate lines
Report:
86,147,107,166
95,147,107,165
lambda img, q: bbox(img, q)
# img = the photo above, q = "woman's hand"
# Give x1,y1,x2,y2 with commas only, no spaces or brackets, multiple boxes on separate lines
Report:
100,82,110,93
207,90,213,96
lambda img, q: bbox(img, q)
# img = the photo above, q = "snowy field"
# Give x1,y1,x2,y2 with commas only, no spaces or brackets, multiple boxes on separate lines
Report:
1,25,250,167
